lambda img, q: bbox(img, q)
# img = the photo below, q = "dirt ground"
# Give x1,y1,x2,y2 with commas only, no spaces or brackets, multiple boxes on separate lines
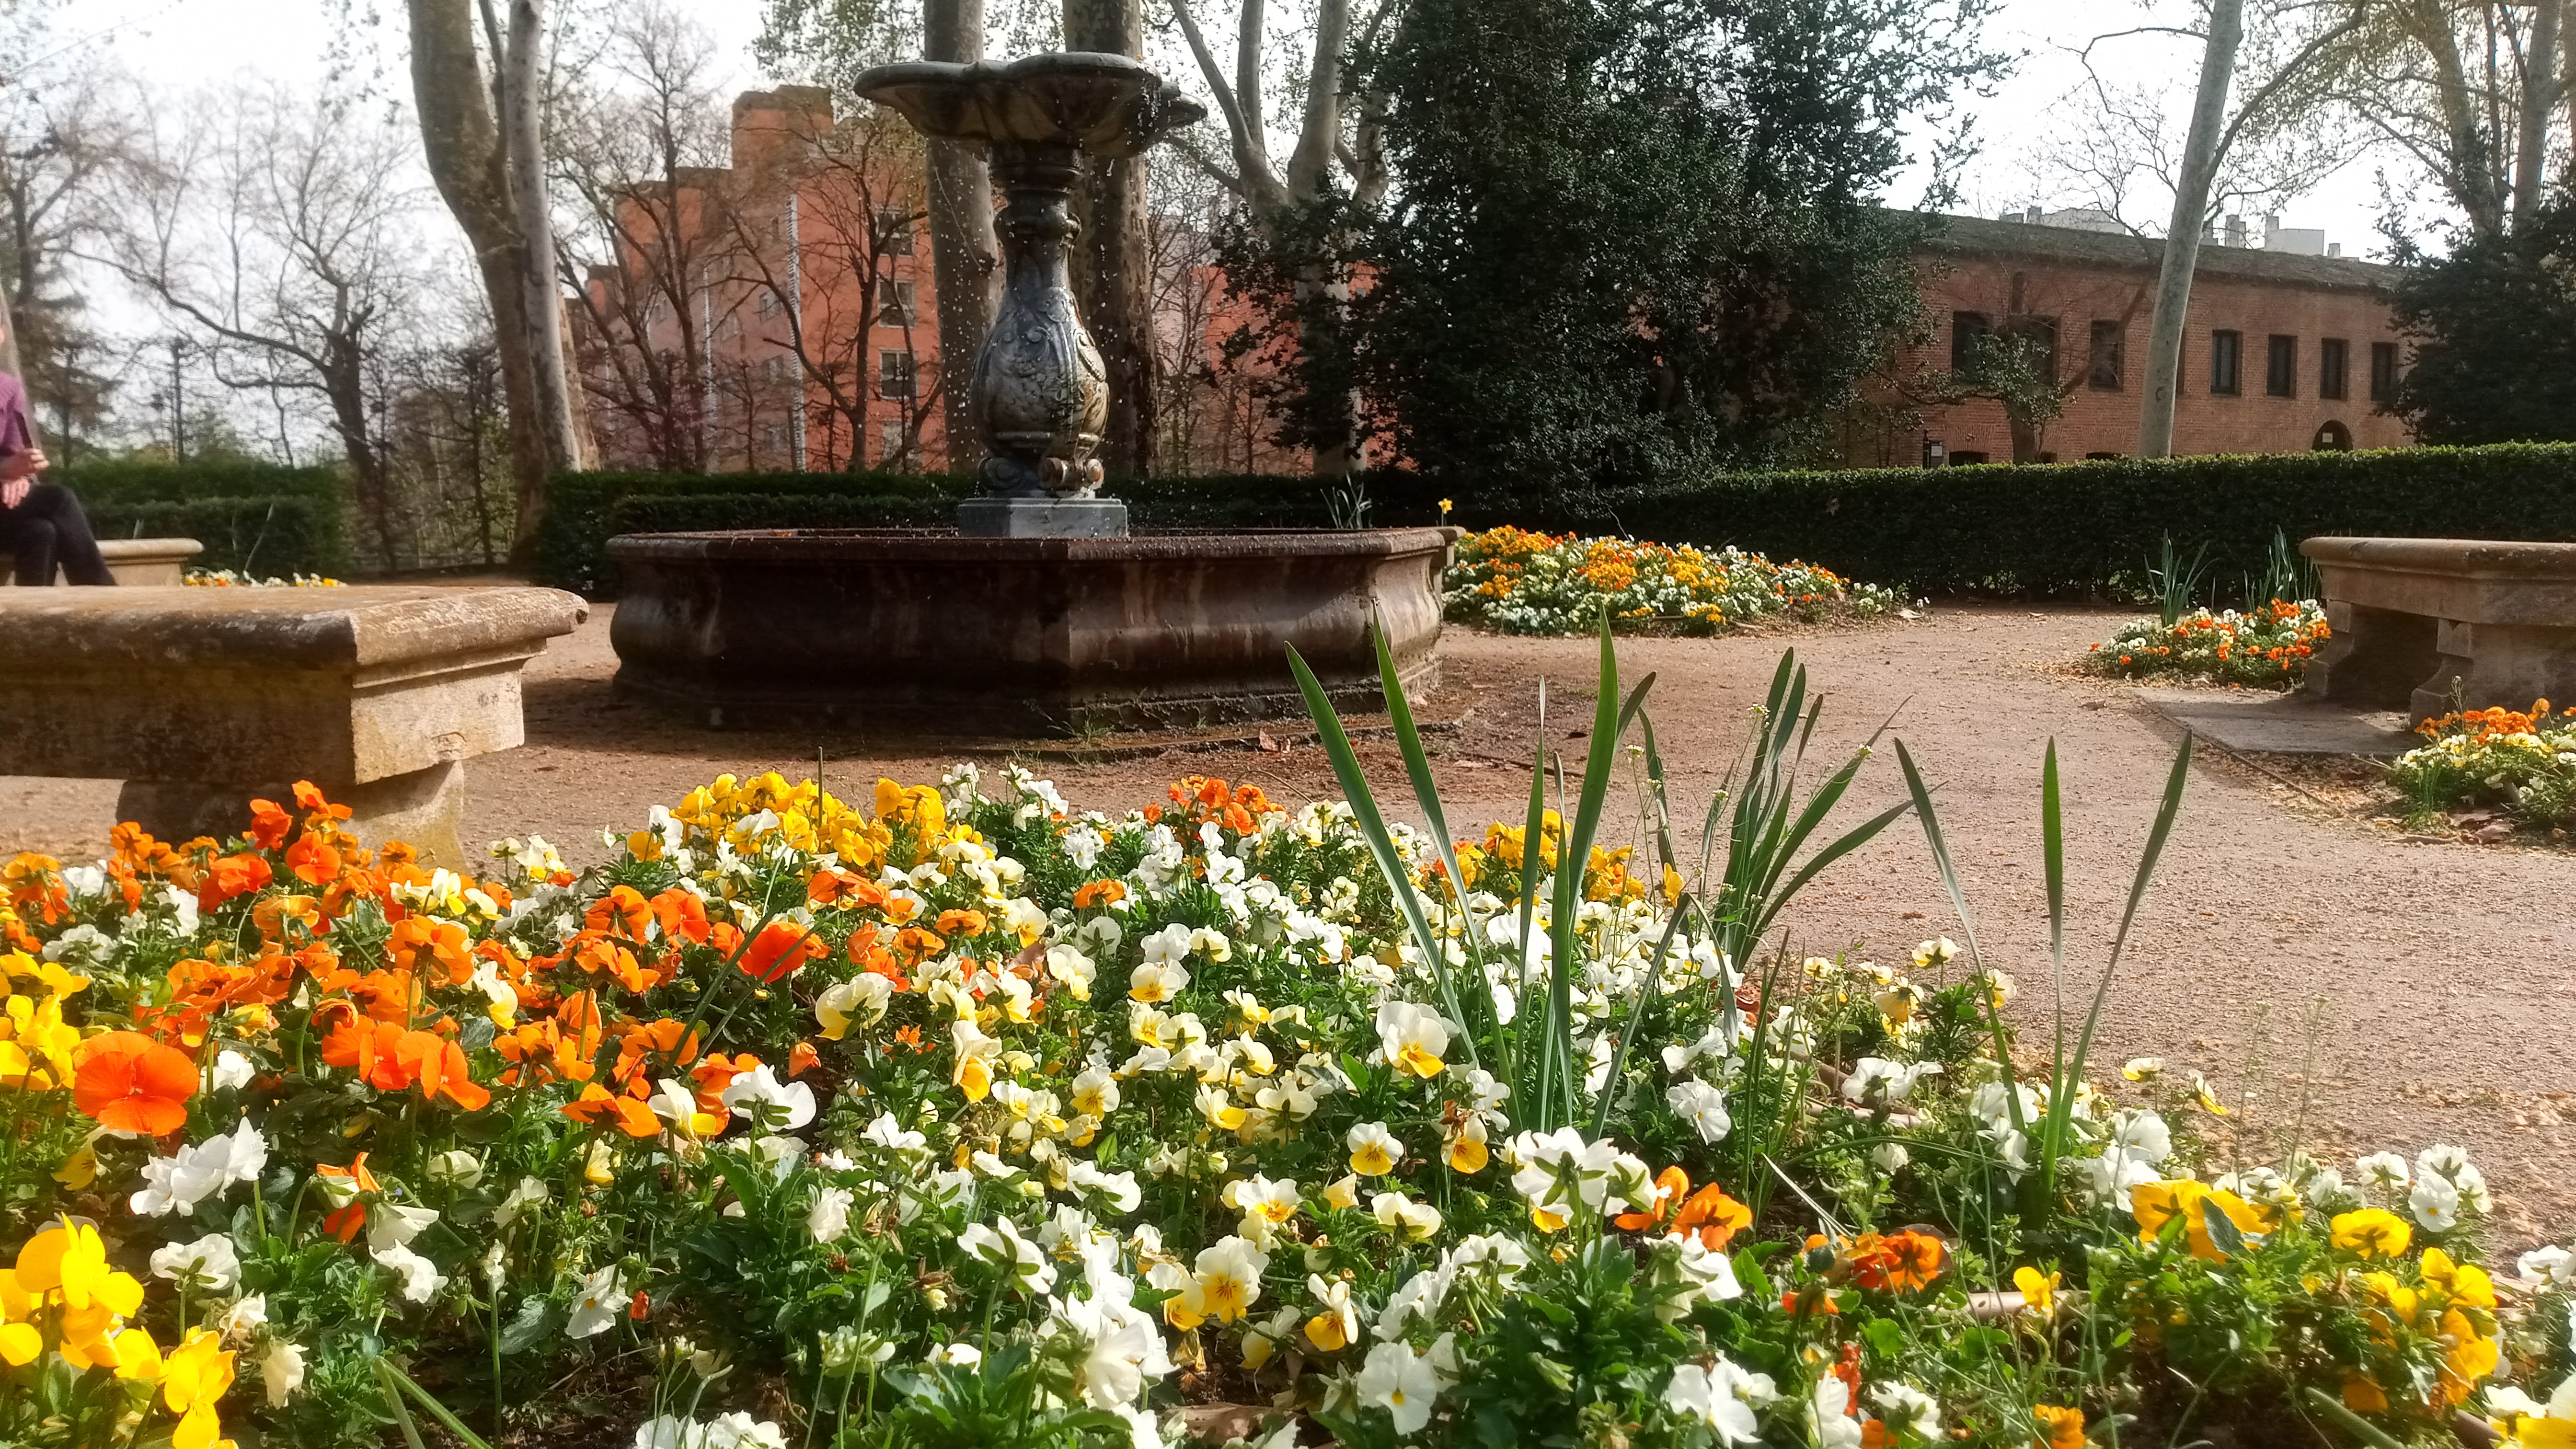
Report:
8,601,2572,1242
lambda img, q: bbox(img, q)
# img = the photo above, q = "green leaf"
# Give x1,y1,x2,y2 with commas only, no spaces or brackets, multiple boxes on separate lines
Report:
497,1295,562,1356
1863,1317,1905,1357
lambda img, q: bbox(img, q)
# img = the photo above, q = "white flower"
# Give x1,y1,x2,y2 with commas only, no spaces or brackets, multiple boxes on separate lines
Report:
216,1292,268,1343
1163,1236,1268,1327
1667,1080,1733,1144
815,974,893,1039
367,1203,441,1253
208,1049,256,1092
150,1233,240,1293
1054,1251,1175,1410
2518,1244,2575,1288
933,1343,982,1367
1357,1340,1441,1435
1128,960,1191,1004
2408,1174,2464,1231
2355,1151,2411,1195
1870,1381,1942,1439
862,1112,929,1157
808,1186,854,1244
721,1065,818,1133
1370,1192,1443,1242
493,1176,551,1229
426,1149,485,1189
1070,1161,1144,1213
958,1217,1057,1298
1665,1357,1773,1444
568,1264,628,1337
1806,1375,1864,1449
261,1340,307,1406
1505,1127,1619,1226
374,1242,448,1304
1841,1057,1940,1107
699,1412,789,1449
1374,1000,1450,1078
129,1117,268,1217
2105,1108,2173,1164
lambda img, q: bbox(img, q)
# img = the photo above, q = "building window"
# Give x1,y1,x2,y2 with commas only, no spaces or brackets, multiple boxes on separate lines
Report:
2319,338,2348,400
877,278,917,326
878,350,916,399
762,423,787,454
1948,450,1989,466
2370,342,2400,401
2313,420,2352,451
2209,330,2241,395
757,290,778,319
878,419,919,469
761,355,787,384
1949,311,1991,372
2266,334,2297,397
2087,319,2124,390
876,206,915,256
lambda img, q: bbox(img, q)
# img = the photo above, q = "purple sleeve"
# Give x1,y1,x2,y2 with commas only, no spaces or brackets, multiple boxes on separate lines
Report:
0,375,28,456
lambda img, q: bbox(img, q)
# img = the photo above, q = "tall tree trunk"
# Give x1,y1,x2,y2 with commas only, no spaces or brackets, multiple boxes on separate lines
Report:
502,0,583,497
1064,0,1155,476
924,0,997,474
2138,0,2242,460
407,0,558,561
2517,0,2564,227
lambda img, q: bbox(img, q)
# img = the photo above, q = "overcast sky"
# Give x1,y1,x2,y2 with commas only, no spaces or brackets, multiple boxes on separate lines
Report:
70,0,2412,254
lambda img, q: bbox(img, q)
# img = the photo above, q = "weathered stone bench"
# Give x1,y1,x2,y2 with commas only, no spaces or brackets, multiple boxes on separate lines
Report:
0,537,204,586
0,586,586,862
2300,537,2576,723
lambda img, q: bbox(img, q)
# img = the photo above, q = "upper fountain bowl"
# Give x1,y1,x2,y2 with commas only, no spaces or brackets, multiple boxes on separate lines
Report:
856,52,1207,158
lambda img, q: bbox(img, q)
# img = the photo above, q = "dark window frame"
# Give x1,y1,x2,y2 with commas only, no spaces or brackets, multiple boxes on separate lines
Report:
2210,329,2242,395
877,349,917,399
1950,311,1992,372
2266,334,2298,397
2319,338,2348,401
2369,342,2400,402
2087,319,2125,391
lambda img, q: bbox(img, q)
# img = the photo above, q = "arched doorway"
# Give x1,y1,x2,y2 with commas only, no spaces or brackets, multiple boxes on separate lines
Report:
2312,420,2352,451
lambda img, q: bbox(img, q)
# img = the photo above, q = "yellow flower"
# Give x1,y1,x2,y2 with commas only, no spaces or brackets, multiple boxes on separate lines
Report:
1347,1122,1404,1177
2330,1209,2412,1259
1445,1115,1490,1174
1322,1174,1360,1211
1195,1085,1247,1132
2014,1265,2059,1314
952,1019,1002,1102
2419,1247,2495,1309
2192,1073,2230,1116
1374,1001,1449,1079
1222,1175,1301,1227
1164,1237,1268,1329
161,1327,236,1415
1304,1274,1359,1351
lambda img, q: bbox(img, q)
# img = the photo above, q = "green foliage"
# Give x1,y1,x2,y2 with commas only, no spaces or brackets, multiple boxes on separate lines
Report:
2388,196,2576,444
1335,0,1999,485
55,460,351,575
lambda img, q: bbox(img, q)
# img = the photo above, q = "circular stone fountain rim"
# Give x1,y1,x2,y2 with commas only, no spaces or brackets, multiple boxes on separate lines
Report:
606,526,1459,565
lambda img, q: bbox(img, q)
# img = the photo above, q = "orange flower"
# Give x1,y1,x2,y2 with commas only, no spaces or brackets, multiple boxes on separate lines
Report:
285,831,342,886
1073,879,1128,910
737,921,824,982
935,908,989,939
196,852,274,910
389,918,473,985
586,885,655,941
1852,1230,1946,1292
73,1032,197,1136
292,779,352,818
316,1153,380,1241
787,1041,821,1077
2032,1405,2085,1449
250,894,324,944
807,869,885,908
1670,1183,1754,1252
1613,1166,1692,1231
890,926,947,968
563,1081,664,1138
246,798,294,851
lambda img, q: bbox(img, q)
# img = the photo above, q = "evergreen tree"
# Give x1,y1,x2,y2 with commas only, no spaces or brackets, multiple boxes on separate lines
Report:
2388,198,2576,445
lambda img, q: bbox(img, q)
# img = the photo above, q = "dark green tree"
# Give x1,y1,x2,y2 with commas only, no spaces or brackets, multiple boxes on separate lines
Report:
2387,197,2576,445
1317,0,1997,491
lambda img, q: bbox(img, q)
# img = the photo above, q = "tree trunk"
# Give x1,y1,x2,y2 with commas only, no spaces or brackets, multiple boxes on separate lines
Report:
2138,0,2242,460
924,0,997,474
1064,0,1155,476
408,0,555,560
502,1,582,493
2517,0,2563,227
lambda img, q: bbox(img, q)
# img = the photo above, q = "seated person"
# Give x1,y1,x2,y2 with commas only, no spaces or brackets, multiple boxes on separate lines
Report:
0,341,112,586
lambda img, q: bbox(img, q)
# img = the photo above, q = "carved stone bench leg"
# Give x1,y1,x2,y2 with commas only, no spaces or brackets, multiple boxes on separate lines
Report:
2309,601,2437,709
2411,620,2576,723
115,760,468,864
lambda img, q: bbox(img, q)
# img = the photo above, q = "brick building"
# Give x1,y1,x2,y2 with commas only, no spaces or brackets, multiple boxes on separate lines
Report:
580,88,950,473
1849,211,2413,467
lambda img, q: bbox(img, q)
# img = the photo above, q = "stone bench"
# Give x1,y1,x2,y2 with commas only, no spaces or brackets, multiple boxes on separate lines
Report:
2300,536,2576,723
0,586,587,862
0,537,204,586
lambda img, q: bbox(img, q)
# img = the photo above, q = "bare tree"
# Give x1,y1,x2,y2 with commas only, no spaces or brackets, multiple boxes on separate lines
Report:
406,0,589,557
0,17,132,452
925,0,996,470
2314,0,2567,238
101,83,426,568
1168,0,1391,474
552,1,734,471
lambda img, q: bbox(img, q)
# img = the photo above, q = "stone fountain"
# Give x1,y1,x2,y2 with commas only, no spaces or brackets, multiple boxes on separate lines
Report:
606,52,1454,736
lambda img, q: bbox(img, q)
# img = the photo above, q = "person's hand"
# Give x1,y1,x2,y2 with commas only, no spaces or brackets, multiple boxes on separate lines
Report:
20,447,45,475
0,477,24,509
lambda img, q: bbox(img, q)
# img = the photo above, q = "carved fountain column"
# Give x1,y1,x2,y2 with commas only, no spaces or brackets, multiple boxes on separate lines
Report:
858,54,1203,538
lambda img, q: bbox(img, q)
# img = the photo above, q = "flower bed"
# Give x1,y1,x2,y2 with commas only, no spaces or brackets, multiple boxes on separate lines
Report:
2087,599,2330,689
0,751,2568,1447
2389,699,2576,833
1444,526,1902,634
184,568,344,587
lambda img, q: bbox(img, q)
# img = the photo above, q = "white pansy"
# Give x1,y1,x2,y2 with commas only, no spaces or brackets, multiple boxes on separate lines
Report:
1667,1080,1732,1144
150,1232,240,1293
568,1264,627,1337
808,1186,854,1244
720,1065,818,1133
1356,1340,1440,1435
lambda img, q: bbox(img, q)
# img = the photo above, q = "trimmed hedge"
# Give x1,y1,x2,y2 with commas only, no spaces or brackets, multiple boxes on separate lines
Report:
84,496,342,577
1529,444,2576,597
59,461,351,576
547,443,2576,599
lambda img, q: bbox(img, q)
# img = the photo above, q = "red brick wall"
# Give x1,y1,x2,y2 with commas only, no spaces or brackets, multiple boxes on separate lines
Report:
1881,242,2412,465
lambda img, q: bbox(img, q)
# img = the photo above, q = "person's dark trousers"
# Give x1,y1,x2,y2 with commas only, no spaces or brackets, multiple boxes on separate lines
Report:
0,482,115,585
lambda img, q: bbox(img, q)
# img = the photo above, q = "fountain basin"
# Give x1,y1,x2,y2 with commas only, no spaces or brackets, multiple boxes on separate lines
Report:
606,528,1458,735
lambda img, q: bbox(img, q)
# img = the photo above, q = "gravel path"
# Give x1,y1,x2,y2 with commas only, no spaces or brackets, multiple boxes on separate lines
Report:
9,601,2570,1241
